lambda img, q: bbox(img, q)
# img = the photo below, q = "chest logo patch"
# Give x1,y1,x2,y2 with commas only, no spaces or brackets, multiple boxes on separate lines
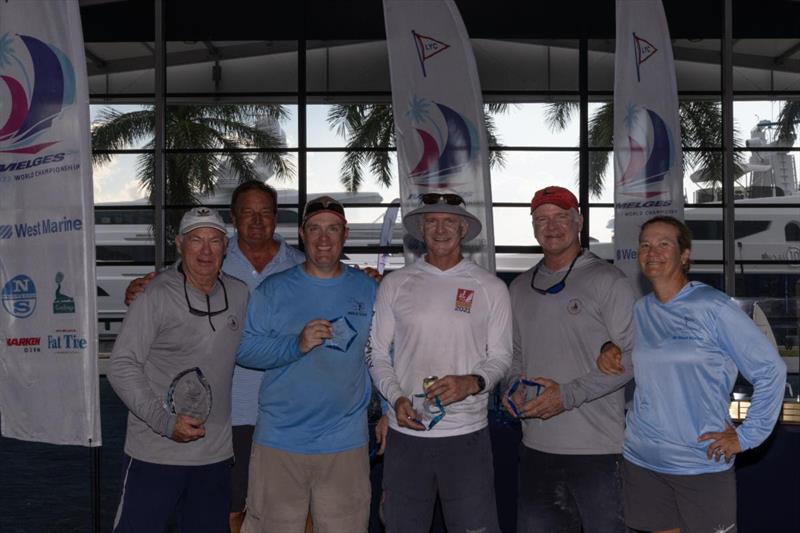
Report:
567,298,582,315
227,315,240,331
455,288,475,313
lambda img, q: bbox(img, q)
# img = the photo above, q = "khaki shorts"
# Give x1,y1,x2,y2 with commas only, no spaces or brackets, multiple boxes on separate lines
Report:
242,443,370,533
622,458,737,533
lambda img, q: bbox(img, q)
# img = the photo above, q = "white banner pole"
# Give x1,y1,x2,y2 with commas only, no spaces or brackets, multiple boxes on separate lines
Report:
614,0,685,295
0,0,101,446
383,0,495,271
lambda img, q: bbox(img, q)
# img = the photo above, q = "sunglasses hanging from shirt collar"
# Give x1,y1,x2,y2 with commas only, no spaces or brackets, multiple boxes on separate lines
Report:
180,265,228,331
530,252,580,295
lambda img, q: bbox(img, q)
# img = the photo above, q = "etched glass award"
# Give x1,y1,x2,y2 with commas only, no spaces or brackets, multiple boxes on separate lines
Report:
506,378,542,418
324,316,358,352
167,367,212,422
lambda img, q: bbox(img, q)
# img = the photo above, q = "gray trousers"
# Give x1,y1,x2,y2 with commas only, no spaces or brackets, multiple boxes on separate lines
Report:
382,427,500,533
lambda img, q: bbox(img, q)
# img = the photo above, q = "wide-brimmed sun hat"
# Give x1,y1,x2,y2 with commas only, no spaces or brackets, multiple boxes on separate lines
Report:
402,193,482,242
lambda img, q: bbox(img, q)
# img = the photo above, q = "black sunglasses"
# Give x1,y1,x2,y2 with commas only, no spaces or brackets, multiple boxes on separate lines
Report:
303,198,346,220
420,193,465,206
530,252,580,295
181,267,228,331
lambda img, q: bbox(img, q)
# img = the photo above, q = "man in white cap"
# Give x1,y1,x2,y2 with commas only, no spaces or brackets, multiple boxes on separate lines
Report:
109,206,250,533
502,185,634,533
368,192,512,533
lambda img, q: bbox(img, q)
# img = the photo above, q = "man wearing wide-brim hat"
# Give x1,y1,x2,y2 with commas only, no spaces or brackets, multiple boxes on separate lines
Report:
368,192,512,532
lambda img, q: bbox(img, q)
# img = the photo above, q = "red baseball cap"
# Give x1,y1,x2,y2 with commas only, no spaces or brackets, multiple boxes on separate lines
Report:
531,186,579,213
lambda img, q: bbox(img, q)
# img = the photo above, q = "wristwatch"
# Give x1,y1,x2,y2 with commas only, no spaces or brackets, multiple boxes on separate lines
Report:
471,374,486,394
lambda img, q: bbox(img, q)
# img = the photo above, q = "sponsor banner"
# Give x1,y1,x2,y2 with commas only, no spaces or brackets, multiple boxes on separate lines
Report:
383,0,495,271
0,0,101,446
613,0,684,293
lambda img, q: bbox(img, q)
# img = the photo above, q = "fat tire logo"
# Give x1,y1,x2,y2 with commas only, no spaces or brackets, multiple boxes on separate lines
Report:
1,274,37,318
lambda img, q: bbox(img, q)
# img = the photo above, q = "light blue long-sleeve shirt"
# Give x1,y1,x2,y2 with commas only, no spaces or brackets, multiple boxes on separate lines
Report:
223,235,305,426
624,281,786,475
236,264,377,454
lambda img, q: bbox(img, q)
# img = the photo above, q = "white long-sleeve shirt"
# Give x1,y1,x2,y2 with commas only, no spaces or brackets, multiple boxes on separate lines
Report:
367,257,512,438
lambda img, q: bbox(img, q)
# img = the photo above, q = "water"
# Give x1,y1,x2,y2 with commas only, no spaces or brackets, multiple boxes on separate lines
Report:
0,378,127,533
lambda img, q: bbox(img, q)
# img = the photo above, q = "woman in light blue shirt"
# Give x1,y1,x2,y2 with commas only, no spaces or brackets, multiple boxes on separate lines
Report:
604,216,785,533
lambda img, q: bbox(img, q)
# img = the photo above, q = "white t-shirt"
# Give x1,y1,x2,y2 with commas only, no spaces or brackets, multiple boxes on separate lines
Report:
368,257,512,438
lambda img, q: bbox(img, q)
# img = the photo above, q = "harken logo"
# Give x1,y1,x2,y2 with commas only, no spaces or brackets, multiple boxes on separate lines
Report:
1,274,37,318
0,32,75,155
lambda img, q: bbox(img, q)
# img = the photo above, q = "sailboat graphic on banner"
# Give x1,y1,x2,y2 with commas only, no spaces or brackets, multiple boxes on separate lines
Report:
0,33,75,154
407,99,479,188
617,106,673,199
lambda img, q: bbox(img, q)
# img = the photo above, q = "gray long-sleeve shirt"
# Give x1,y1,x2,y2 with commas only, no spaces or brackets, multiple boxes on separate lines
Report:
509,251,635,455
108,268,249,465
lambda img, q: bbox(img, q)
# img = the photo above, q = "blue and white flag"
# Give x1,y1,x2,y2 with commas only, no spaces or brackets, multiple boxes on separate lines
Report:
614,0,684,292
0,0,101,446
383,0,495,271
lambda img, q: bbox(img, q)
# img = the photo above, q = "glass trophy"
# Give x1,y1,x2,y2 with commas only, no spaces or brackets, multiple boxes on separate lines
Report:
411,376,445,430
324,316,357,352
506,378,542,418
167,367,213,423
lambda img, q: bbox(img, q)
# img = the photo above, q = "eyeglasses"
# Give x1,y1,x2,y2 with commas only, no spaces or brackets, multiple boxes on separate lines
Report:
181,267,228,331
420,193,465,206
303,198,346,220
530,252,580,295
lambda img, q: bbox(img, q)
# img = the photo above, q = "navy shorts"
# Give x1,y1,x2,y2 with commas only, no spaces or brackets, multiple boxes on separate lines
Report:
113,454,233,533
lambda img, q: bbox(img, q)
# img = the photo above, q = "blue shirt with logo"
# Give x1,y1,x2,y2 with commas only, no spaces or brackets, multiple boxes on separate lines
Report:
236,264,377,454
624,281,786,475
223,235,305,426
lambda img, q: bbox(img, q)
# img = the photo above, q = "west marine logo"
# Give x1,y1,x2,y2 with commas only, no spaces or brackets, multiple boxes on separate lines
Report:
1,216,83,240
0,32,75,155
615,104,674,200
406,96,479,189
1,274,36,318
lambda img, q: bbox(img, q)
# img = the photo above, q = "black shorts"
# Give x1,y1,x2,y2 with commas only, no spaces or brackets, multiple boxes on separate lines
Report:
622,458,737,533
230,424,255,512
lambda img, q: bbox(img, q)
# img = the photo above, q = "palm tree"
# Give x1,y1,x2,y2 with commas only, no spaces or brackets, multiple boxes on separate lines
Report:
91,104,294,205
326,103,508,191
544,101,745,198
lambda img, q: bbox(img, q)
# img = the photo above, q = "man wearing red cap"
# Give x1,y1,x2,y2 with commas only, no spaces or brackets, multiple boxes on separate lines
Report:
502,185,635,533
